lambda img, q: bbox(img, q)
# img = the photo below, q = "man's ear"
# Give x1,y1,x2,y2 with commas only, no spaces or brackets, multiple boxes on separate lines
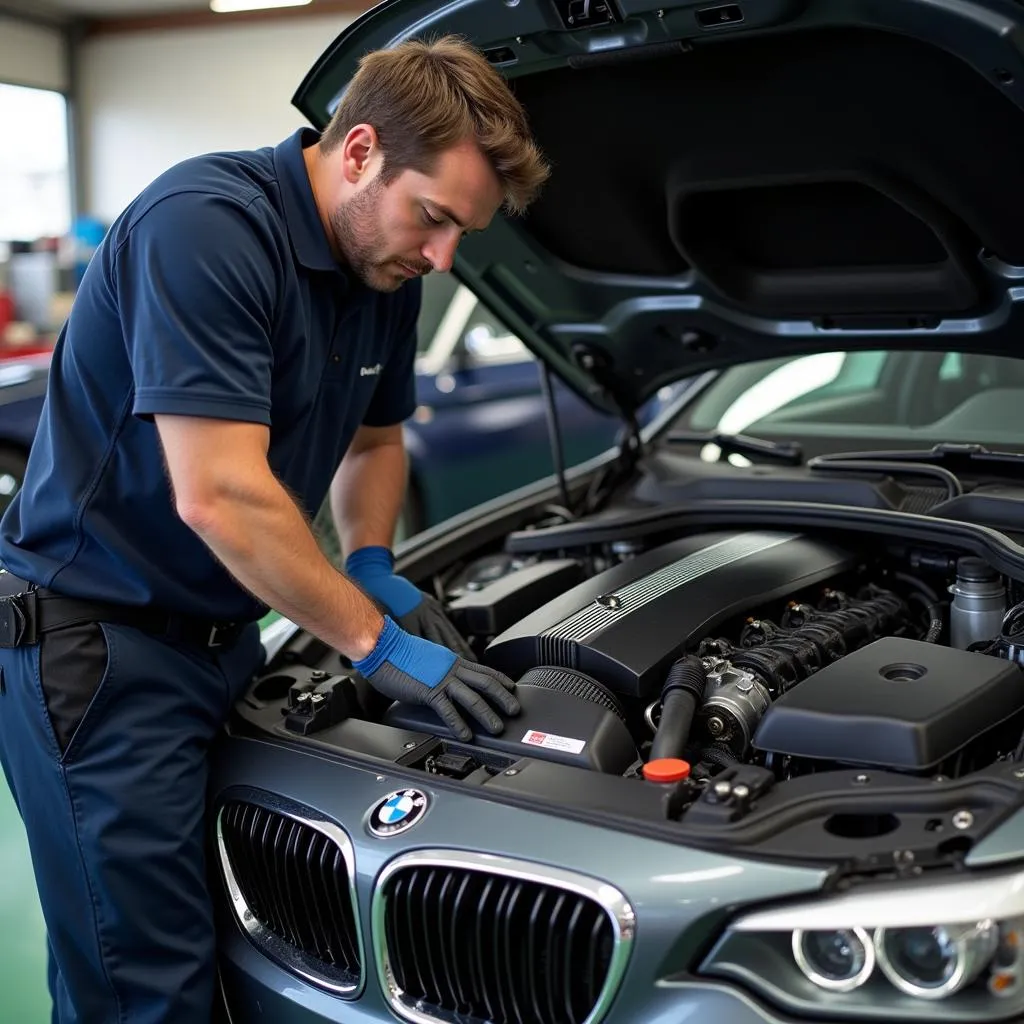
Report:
340,124,379,185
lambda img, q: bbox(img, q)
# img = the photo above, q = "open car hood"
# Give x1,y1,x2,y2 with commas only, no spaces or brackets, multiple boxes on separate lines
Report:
295,0,1024,417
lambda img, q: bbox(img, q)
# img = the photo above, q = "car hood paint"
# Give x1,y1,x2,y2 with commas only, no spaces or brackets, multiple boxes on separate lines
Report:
294,0,1024,416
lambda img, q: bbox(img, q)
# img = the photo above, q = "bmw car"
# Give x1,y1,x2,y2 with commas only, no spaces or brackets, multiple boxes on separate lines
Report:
209,1,1024,1023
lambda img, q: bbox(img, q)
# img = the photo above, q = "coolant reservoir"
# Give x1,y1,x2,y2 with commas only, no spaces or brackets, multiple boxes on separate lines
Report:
949,557,1006,650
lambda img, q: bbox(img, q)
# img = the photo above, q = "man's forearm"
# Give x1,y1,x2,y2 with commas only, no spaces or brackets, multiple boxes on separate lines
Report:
183,470,384,660
330,425,408,559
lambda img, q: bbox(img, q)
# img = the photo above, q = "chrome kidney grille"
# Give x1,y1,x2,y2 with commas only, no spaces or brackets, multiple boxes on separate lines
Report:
216,799,362,995
372,850,635,1024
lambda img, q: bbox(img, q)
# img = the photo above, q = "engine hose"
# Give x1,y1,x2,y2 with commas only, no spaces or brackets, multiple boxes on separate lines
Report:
649,655,707,762
891,571,941,604
700,743,739,769
878,573,941,643
906,593,943,643
1002,599,1024,638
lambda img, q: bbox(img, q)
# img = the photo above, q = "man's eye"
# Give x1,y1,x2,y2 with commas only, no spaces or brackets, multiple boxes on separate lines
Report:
423,209,443,226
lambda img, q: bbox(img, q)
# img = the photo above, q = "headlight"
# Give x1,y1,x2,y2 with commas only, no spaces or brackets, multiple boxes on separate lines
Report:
699,868,1024,1020
875,922,999,999
792,927,876,992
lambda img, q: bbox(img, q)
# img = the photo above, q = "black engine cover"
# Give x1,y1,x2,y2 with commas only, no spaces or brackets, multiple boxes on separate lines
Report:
484,530,856,699
753,636,1024,770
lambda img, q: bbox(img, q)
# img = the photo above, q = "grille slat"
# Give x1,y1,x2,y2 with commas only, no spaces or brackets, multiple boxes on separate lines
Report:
450,873,475,1014
218,800,360,991
585,909,606,1009
476,877,500,1023
278,819,303,947
245,806,273,932
298,830,329,962
420,870,443,1005
527,887,547,1023
503,882,526,1024
491,880,513,1024
328,839,360,969
381,862,621,1024
316,838,340,961
545,893,566,1023
397,874,427,1001
263,815,288,937
254,808,282,935
564,900,585,1021
435,871,460,1011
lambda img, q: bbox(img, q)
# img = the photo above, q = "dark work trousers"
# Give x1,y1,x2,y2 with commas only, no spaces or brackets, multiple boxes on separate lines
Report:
0,616,265,1024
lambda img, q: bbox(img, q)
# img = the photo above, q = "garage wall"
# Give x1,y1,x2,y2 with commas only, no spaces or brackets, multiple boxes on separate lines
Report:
0,15,68,92
79,14,355,224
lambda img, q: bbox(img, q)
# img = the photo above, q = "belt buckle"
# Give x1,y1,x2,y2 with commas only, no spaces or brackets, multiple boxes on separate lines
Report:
207,621,236,648
0,590,36,648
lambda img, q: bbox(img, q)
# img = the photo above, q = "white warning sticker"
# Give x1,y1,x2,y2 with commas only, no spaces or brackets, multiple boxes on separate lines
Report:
520,729,586,754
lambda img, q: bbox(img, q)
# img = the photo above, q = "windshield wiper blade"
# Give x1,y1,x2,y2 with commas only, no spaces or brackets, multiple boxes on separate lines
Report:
664,430,804,465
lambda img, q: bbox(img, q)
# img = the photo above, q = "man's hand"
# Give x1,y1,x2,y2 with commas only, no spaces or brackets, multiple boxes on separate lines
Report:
345,545,474,657
353,617,519,740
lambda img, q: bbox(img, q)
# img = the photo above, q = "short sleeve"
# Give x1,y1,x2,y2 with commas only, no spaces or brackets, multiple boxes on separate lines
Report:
114,191,280,426
361,277,422,427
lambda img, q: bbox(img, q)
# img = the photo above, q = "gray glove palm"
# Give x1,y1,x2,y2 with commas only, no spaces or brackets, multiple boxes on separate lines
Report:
353,616,519,740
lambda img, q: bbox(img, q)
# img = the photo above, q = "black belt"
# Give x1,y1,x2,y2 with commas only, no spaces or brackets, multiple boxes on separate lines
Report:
0,586,247,650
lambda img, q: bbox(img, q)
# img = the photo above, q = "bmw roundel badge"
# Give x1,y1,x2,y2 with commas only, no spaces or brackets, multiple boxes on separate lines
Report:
368,789,429,838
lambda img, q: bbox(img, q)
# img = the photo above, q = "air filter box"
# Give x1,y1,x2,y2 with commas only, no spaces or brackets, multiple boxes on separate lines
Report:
384,667,637,774
752,636,1024,770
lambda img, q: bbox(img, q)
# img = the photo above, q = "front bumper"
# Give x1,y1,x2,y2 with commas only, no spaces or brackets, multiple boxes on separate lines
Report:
209,732,828,1024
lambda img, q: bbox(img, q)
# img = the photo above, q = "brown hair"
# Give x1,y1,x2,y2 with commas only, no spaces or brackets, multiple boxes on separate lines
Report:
321,35,550,215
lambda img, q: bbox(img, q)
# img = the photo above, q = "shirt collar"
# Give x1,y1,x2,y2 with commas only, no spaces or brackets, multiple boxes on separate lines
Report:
273,127,346,276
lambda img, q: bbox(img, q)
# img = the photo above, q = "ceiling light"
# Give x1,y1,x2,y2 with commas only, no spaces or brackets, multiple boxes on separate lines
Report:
210,0,312,12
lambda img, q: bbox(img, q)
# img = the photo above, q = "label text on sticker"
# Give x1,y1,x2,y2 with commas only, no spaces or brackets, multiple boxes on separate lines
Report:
521,729,586,754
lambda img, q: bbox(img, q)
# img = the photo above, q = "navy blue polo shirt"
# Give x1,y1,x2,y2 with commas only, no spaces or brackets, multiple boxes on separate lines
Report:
0,128,421,622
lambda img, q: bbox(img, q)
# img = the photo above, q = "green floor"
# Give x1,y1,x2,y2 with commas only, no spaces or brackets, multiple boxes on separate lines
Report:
0,778,49,1022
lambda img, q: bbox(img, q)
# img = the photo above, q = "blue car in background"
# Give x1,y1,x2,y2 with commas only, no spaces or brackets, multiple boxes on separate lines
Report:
0,278,682,538
401,273,682,532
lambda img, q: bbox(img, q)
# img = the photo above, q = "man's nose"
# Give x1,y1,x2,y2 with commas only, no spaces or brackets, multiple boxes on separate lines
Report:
422,231,460,273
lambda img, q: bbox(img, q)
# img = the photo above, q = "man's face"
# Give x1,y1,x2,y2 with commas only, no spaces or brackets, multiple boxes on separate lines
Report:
329,139,504,292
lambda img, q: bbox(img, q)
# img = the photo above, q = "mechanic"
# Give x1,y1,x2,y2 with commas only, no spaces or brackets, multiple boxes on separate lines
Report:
0,36,550,1024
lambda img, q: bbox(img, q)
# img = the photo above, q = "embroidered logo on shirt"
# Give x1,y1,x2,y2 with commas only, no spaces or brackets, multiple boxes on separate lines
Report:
360,363,383,377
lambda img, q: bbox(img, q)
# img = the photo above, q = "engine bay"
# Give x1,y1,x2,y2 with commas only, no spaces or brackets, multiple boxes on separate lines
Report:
237,519,1024,869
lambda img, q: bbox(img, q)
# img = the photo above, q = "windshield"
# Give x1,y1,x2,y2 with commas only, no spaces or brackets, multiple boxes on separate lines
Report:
674,350,1024,459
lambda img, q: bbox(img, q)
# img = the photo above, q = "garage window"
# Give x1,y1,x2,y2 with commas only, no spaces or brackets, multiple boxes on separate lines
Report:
0,82,71,243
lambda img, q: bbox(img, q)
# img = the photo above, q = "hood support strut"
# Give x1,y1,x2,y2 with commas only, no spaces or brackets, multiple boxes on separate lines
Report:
538,360,572,512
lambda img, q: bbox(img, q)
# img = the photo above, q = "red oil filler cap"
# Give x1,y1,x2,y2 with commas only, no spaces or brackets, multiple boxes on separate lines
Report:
642,758,691,783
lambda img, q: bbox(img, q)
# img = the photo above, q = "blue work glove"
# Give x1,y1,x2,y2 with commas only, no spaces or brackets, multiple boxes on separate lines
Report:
353,616,520,740
346,545,474,658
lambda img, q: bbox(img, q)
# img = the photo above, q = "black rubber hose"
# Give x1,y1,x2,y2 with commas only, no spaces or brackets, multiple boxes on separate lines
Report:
916,596,943,643
923,613,942,644
649,655,706,763
892,572,943,643
700,743,739,769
